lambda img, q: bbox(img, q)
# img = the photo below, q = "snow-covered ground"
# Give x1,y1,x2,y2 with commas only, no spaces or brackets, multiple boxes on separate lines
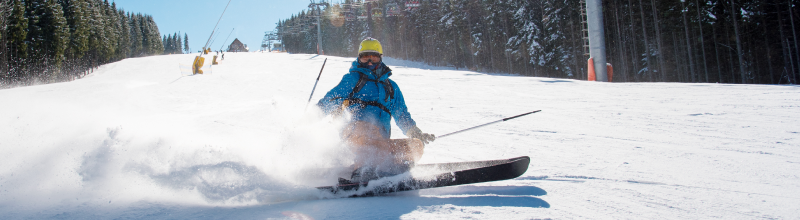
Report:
1,52,798,219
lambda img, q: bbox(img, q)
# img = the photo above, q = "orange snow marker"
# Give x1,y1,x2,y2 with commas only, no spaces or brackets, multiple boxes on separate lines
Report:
587,57,596,81
587,58,613,82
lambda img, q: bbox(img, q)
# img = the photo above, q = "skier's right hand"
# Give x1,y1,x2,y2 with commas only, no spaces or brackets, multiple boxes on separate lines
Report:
407,126,435,144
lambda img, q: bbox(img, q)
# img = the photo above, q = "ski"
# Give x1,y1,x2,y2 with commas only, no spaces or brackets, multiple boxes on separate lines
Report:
317,156,530,197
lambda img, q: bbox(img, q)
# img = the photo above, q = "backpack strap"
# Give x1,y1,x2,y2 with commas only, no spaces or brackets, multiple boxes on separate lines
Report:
380,80,394,102
349,72,394,102
348,73,371,98
337,72,395,115
346,98,391,114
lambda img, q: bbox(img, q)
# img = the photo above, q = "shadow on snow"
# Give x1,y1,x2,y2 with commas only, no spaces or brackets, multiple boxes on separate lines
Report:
113,187,549,219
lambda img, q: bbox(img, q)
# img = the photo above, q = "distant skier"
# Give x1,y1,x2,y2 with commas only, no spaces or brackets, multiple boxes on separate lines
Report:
221,53,225,60
317,37,435,181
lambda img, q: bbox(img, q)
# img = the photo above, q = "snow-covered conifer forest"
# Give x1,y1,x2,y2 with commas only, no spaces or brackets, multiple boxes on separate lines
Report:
279,0,800,84
0,0,189,88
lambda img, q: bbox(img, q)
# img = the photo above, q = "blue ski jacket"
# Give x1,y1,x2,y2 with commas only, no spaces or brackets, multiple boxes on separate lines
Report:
317,60,417,139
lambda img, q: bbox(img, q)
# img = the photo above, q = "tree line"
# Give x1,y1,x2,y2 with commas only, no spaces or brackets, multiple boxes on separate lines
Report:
0,0,171,88
163,32,189,55
278,0,800,84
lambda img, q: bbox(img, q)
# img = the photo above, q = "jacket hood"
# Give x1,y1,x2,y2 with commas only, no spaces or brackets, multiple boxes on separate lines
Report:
350,60,392,81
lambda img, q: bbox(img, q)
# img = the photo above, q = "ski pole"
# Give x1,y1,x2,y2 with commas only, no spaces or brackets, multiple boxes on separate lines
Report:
305,58,328,108
437,110,541,139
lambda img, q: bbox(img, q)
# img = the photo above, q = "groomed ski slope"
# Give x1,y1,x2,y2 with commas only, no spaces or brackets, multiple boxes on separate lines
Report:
0,52,798,219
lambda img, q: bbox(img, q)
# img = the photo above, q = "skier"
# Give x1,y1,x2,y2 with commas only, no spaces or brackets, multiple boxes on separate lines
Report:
317,38,435,181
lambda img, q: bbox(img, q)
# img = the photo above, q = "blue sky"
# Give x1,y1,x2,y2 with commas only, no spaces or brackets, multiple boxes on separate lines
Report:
112,0,310,52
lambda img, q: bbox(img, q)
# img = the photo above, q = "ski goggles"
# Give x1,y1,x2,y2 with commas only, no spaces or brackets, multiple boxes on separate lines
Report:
359,53,382,63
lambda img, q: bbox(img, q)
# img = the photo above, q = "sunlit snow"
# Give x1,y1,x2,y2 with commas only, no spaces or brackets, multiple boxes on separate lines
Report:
0,52,798,219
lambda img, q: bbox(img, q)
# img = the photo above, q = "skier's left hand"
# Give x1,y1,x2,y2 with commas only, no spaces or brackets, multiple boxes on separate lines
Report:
407,126,435,144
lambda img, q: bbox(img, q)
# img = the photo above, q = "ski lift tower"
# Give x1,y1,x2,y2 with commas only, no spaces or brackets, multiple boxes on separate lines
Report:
270,31,281,51
309,0,329,55
261,31,270,52
585,0,608,81
261,31,280,52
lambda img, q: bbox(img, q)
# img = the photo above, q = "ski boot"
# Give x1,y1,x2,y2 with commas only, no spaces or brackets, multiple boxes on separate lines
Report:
349,160,414,183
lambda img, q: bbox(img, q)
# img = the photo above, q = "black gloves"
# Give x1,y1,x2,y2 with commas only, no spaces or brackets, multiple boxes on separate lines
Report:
407,126,435,144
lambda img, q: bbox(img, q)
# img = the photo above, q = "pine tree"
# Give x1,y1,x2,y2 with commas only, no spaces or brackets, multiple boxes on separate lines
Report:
43,0,70,75
166,33,173,54
101,0,118,62
511,0,569,77
87,0,107,66
162,34,168,53
6,0,29,81
60,0,90,62
0,0,7,79
176,33,182,54
128,13,141,56
184,33,189,53
144,15,163,55
25,0,70,80
0,1,5,43
169,33,175,53
25,0,45,66
139,14,150,54
116,8,130,60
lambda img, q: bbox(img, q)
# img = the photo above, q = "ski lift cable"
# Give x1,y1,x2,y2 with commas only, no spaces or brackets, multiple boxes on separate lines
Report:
219,28,236,51
202,0,234,51
208,28,222,49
